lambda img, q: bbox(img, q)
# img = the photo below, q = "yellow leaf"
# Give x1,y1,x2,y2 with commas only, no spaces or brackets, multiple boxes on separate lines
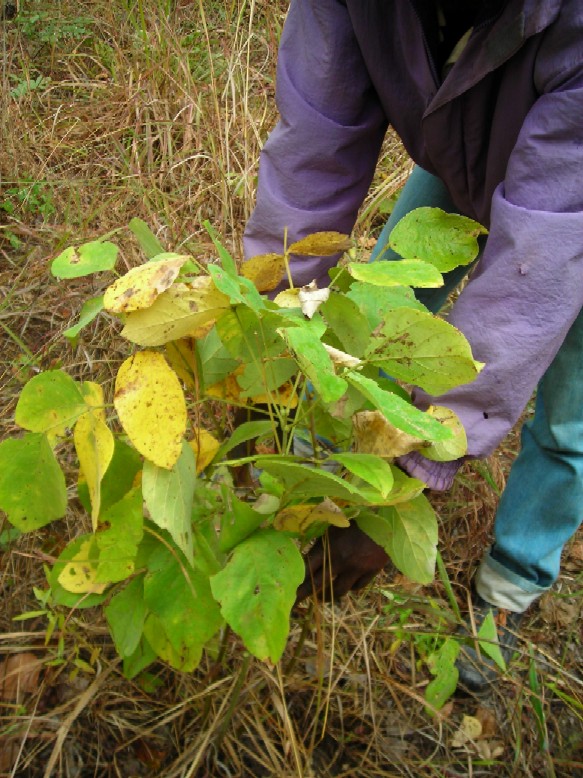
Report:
206,368,299,409
74,383,115,530
288,232,353,257
274,501,350,533
206,373,243,403
114,351,187,469
249,381,299,409
188,429,220,473
57,539,107,594
103,255,191,314
241,254,286,292
274,288,301,309
165,338,198,391
450,715,483,748
353,410,425,458
121,280,230,346
423,405,468,461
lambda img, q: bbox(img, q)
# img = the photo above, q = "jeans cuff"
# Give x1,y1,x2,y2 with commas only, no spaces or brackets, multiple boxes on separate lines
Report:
475,552,547,613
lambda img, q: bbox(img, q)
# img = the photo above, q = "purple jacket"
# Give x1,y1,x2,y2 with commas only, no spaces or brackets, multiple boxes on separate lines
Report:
244,0,583,458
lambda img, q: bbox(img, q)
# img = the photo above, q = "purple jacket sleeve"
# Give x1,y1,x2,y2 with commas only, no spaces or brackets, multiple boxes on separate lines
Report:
243,0,387,289
417,77,583,458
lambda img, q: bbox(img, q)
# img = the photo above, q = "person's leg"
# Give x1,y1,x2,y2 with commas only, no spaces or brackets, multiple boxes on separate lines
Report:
476,307,583,611
370,165,474,312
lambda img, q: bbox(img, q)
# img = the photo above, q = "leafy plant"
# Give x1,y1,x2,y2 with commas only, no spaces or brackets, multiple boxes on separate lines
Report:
0,208,486,677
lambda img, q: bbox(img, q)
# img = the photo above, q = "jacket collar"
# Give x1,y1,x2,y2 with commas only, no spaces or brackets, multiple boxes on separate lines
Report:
424,0,562,114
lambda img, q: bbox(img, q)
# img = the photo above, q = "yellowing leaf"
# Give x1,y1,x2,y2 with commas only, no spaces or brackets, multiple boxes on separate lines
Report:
121,280,230,346
423,406,468,461
274,288,301,309
353,410,425,458
288,232,353,257
274,502,349,533
206,369,299,409
114,351,187,469
451,715,483,748
103,255,191,314
74,383,115,530
57,538,107,594
248,381,299,409
189,429,220,473
241,254,286,292
206,373,243,403
165,338,198,391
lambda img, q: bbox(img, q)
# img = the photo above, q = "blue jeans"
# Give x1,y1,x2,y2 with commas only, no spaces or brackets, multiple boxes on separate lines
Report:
372,166,583,611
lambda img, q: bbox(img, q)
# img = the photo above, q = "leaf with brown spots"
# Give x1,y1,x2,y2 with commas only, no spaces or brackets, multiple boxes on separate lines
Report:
103,255,191,314
241,253,286,292
288,232,353,257
114,351,187,469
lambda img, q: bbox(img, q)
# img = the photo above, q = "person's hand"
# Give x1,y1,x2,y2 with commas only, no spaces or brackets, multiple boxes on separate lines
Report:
295,523,389,603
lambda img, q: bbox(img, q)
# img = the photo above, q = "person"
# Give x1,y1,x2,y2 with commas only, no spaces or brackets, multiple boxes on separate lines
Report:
243,0,583,692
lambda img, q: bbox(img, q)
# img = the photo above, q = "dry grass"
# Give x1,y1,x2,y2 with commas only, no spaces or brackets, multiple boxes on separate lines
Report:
1,2,582,777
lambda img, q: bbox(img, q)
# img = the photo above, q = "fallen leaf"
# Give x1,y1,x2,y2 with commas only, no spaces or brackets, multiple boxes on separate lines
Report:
0,653,42,700
475,705,498,738
450,715,482,748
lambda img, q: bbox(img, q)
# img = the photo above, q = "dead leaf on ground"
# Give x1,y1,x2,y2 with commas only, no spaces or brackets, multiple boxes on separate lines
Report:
0,652,42,700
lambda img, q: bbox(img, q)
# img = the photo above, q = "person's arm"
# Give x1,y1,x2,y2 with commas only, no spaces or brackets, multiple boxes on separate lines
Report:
416,72,583,460
243,0,388,289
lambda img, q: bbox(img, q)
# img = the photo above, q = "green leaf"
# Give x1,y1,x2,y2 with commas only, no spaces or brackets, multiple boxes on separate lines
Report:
142,441,197,565
204,220,238,277
216,420,275,461
365,308,483,395
238,356,297,398
279,322,347,404
144,544,223,672
259,459,365,503
356,494,438,584
219,489,265,553
355,465,425,506
210,529,304,663
105,575,146,657
0,433,67,531
63,295,104,346
208,265,265,312
95,489,143,583
425,638,460,711
346,282,426,330
47,534,109,609
320,293,370,357
346,371,452,442
128,217,165,259
122,635,157,679
329,453,394,498
197,326,239,386
192,520,223,576
15,370,87,439
389,207,487,272
51,240,119,279
348,260,443,289
477,610,507,670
